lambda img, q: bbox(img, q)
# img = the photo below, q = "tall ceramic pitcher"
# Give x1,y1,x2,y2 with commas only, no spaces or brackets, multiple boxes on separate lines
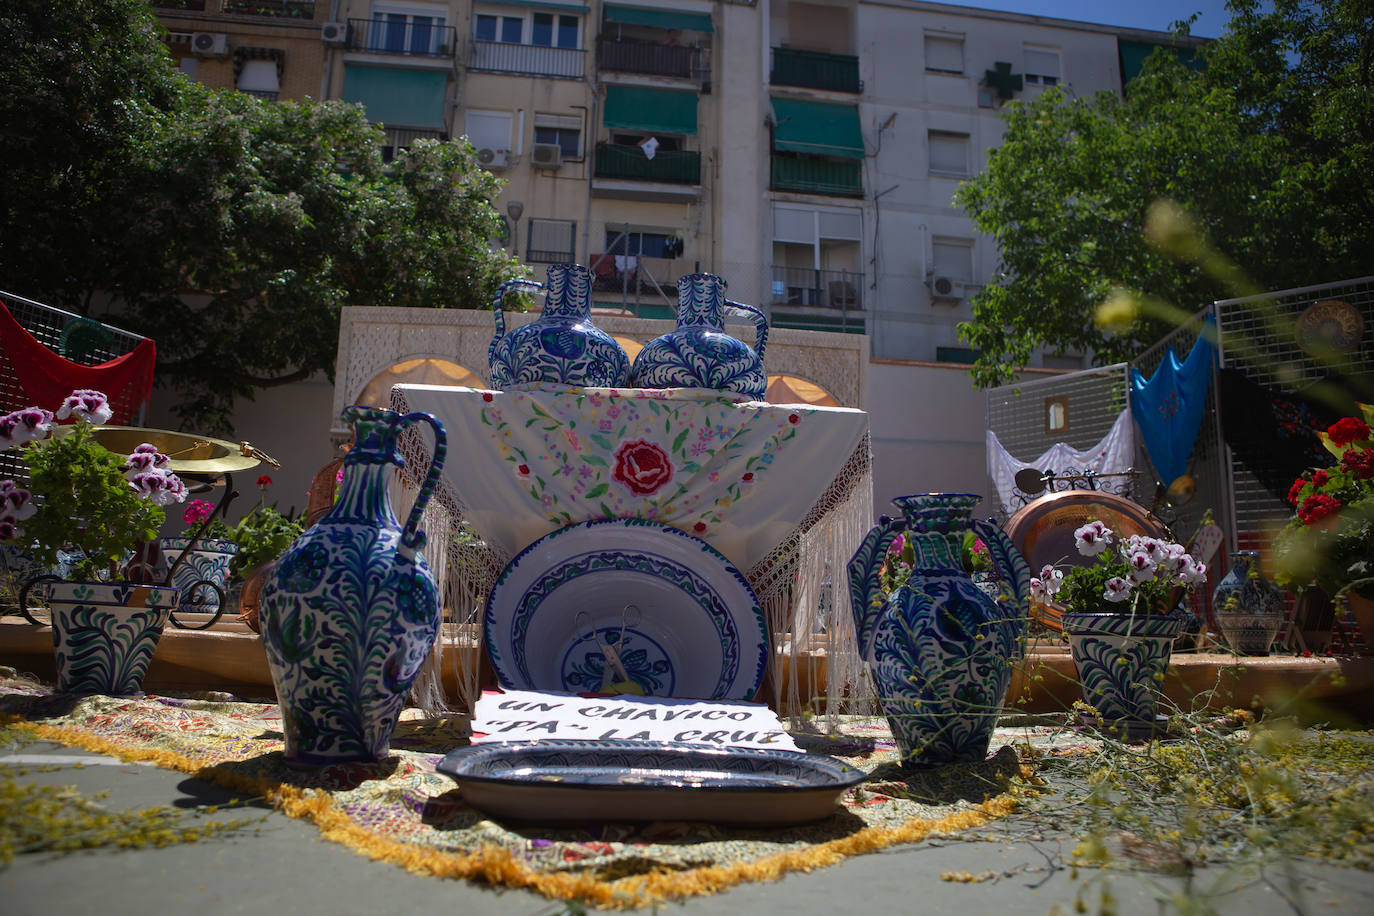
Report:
488,264,630,388
259,406,446,766
847,493,1029,767
629,273,769,398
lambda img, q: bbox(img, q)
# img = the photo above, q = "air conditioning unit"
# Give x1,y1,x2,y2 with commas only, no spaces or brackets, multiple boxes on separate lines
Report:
321,22,348,45
477,148,509,169
531,143,563,169
191,32,228,58
927,275,966,300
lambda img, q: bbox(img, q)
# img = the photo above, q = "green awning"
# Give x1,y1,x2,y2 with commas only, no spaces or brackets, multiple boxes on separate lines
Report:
770,97,864,159
603,85,698,135
604,4,713,32
341,65,447,129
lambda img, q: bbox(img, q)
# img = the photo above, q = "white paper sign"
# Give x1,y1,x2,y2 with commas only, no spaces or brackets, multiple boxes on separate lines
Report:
472,688,800,751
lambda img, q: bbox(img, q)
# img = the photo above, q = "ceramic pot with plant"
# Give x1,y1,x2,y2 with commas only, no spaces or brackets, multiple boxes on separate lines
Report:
0,390,186,694
1036,520,1207,739
159,497,237,627
1273,409,1374,652
197,474,304,627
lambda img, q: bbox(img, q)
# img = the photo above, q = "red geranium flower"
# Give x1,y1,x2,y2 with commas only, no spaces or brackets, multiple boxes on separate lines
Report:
612,439,673,496
1342,447,1374,479
1328,417,1371,446
1297,492,1341,525
1311,469,1329,487
1287,478,1308,507
256,475,273,488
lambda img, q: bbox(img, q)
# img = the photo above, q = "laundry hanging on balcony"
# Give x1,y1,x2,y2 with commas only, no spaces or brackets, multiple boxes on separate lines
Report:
1128,317,1217,488
639,136,659,159
986,410,1136,515
0,299,156,424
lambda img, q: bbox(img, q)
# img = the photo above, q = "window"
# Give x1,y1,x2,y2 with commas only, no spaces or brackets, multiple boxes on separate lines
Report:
1044,396,1070,433
178,57,197,77
924,33,963,74
936,346,979,365
1024,46,1061,86
931,238,974,282
527,218,577,263
371,2,448,55
236,60,280,98
474,6,580,49
465,110,512,153
534,113,582,159
604,227,675,258
928,131,969,176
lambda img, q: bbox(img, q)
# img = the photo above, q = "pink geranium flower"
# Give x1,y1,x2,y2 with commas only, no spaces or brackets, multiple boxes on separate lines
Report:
56,389,113,425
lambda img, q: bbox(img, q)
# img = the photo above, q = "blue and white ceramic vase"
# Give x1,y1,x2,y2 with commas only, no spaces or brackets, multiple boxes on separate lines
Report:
159,536,238,626
629,273,769,398
1062,612,1181,738
488,264,630,389
1212,551,1286,656
36,581,180,695
847,493,1029,767
259,406,447,766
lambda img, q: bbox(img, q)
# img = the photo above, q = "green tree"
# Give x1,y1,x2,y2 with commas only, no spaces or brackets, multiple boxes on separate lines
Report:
954,0,1374,388
0,0,521,431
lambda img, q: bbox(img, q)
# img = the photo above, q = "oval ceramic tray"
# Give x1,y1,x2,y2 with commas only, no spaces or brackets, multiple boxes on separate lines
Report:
437,740,867,826
484,519,767,700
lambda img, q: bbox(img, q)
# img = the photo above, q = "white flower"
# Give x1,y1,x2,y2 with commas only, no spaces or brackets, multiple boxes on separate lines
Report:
1030,578,1046,603
1038,564,1064,597
1074,521,1113,556
56,389,113,425
0,407,55,450
129,468,188,506
123,445,171,479
0,517,18,540
1127,549,1156,583
1176,557,1208,586
1103,577,1133,602
0,481,36,521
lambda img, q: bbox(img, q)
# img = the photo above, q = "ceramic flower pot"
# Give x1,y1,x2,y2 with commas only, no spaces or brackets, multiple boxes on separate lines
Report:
34,580,180,695
1211,550,1286,655
159,536,238,628
847,493,1030,767
629,273,769,398
488,264,630,389
1062,612,1181,739
259,405,446,765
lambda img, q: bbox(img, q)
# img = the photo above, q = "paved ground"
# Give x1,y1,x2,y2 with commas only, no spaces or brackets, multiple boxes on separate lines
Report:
3,738,1372,916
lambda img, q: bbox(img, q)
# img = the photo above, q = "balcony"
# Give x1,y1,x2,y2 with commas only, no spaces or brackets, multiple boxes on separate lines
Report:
594,144,700,184
770,47,861,94
153,0,207,10
770,155,863,198
770,267,863,311
468,41,584,79
223,0,316,19
599,38,699,80
347,19,457,59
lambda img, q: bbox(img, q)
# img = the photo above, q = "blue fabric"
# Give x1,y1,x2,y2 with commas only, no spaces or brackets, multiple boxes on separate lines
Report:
1129,317,1217,486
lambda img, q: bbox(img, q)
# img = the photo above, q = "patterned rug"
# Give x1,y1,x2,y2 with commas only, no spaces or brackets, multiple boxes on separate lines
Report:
0,676,1053,908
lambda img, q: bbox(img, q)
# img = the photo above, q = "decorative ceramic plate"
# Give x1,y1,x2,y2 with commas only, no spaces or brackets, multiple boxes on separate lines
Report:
484,519,766,700
437,740,867,826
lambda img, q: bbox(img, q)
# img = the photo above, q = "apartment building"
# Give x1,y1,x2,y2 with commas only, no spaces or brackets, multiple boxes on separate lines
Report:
151,0,1199,364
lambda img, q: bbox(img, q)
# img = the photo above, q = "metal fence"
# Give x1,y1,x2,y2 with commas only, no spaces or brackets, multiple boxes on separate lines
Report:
468,41,584,79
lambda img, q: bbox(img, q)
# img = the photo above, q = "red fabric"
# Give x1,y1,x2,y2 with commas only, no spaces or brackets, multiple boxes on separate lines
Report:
0,299,156,424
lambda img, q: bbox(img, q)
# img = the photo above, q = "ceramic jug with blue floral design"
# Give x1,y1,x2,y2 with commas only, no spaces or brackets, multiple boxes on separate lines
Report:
259,406,446,765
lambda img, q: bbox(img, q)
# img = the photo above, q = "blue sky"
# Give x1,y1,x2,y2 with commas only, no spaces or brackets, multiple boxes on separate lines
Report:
953,1,1235,39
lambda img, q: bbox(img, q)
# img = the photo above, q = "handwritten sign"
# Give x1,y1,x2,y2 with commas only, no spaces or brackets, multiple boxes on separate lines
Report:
471,688,800,751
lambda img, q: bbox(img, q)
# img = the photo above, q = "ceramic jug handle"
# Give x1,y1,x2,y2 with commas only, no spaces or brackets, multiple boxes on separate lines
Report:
726,299,769,363
487,279,544,369
398,412,448,551
971,518,1031,611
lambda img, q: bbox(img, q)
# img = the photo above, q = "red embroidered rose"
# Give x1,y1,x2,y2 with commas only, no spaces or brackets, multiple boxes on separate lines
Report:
693,521,707,534
482,392,494,402
741,472,754,483
788,413,800,425
1327,417,1371,446
1287,477,1308,507
517,464,530,477
612,439,674,496
1297,492,1341,525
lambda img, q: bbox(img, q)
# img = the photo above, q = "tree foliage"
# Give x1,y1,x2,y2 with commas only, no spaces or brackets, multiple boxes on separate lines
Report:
0,0,521,431
954,0,1374,388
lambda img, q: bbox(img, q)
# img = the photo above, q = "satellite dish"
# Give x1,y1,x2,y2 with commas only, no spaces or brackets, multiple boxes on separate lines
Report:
1014,467,1047,495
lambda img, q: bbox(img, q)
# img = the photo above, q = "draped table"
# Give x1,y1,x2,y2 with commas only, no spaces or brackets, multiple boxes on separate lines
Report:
389,383,874,720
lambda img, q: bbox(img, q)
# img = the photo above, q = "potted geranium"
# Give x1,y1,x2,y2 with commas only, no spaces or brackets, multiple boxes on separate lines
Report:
1273,409,1374,652
158,497,239,627
1032,520,1206,738
199,475,303,630
0,390,187,694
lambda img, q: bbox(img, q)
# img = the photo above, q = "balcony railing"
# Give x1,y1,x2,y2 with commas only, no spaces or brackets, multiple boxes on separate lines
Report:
223,0,316,19
594,144,700,184
770,155,863,197
381,127,446,162
153,0,207,10
599,38,698,79
770,47,861,93
770,266,863,311
468,41,584,79
347,19,458,59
